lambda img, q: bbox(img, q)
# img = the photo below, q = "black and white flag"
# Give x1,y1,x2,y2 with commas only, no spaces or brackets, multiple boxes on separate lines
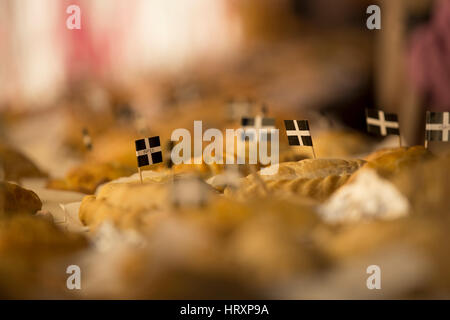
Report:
135,136,163,167
82,128,92,151
241,116,276,141
426,111,450,142
284,120,313,146
227,98,252,121
365,109,400,136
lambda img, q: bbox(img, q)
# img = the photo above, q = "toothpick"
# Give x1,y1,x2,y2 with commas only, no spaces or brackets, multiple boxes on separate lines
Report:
398,135,402,147
424,139,428,149
138,167,143,184
311,146,317,159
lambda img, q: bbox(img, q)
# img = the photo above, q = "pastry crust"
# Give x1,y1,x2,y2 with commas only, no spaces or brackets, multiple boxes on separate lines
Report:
0,144,47,182
79,176,217,230
0,215,88,298
0,181,42,217
229,159,365,201
47,162,136,194
79,181,170,230
392,155,450,217
314,130,373,158
362,146,433,178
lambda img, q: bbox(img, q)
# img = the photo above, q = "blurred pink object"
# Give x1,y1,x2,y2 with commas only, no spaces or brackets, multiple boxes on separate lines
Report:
409,0,450,111
59,0,129,81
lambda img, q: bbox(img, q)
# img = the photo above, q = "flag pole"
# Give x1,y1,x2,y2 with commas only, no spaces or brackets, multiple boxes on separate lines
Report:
138,167,143,184
311,146,317,159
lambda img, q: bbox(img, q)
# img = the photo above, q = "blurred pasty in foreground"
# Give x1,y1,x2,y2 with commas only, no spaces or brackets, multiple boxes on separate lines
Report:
0,144,47,182
47,162,135,194
80,196,327,298
0,181,42,217
0,215,87,298
392,155,450,217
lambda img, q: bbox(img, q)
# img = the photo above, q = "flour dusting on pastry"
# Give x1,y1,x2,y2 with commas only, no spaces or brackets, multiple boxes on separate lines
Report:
319,169,409,223
92,221,145,252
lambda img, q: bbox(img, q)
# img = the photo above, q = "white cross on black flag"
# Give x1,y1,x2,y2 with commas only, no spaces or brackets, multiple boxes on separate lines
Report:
82,128,92,151
284,120,313,146
365,109,400,136
241,116,276,142
227,98,252,121
426,111,450,142
135,136,163,167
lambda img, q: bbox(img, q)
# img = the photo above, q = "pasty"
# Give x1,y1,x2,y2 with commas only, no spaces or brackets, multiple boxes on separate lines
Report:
0,181,42,217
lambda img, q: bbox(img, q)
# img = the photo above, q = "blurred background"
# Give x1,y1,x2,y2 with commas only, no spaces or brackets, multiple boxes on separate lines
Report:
0,0,448,169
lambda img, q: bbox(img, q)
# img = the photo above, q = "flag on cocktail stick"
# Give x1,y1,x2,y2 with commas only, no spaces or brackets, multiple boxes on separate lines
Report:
227,98,252,122
135,136,163,183
365,109,401,146
82,128,92,151
134,112,148,135
425,111,450,148
261,103,268,116
284,120,316,158
241,116,275,142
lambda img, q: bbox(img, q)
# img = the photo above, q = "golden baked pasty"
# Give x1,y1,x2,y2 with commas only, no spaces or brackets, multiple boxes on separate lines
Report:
79,181,170,230
317,216,450,296
313,130,373,158
229,159,365,201
80,195,327,299
47,162,136,194
363,146,433,178
0,215,88,298
0,181,42,217
0,144,47,182
79,176,217,231
392,155,450,217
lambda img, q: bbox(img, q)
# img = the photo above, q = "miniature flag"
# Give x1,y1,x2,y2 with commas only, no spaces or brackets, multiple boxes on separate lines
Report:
82,128,92,151
284,120,313,146
426,111,450,142
135,136,163,167
116,102,134,123
134,112,148,135
241,116,276,142
261,103,268,116
227,98,252,121
171,176,210,207
365,109,400,136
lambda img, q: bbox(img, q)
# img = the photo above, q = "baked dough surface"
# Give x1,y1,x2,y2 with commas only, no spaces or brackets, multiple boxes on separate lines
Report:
229,159,365,201
0,144,47,182
0,181,42,217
